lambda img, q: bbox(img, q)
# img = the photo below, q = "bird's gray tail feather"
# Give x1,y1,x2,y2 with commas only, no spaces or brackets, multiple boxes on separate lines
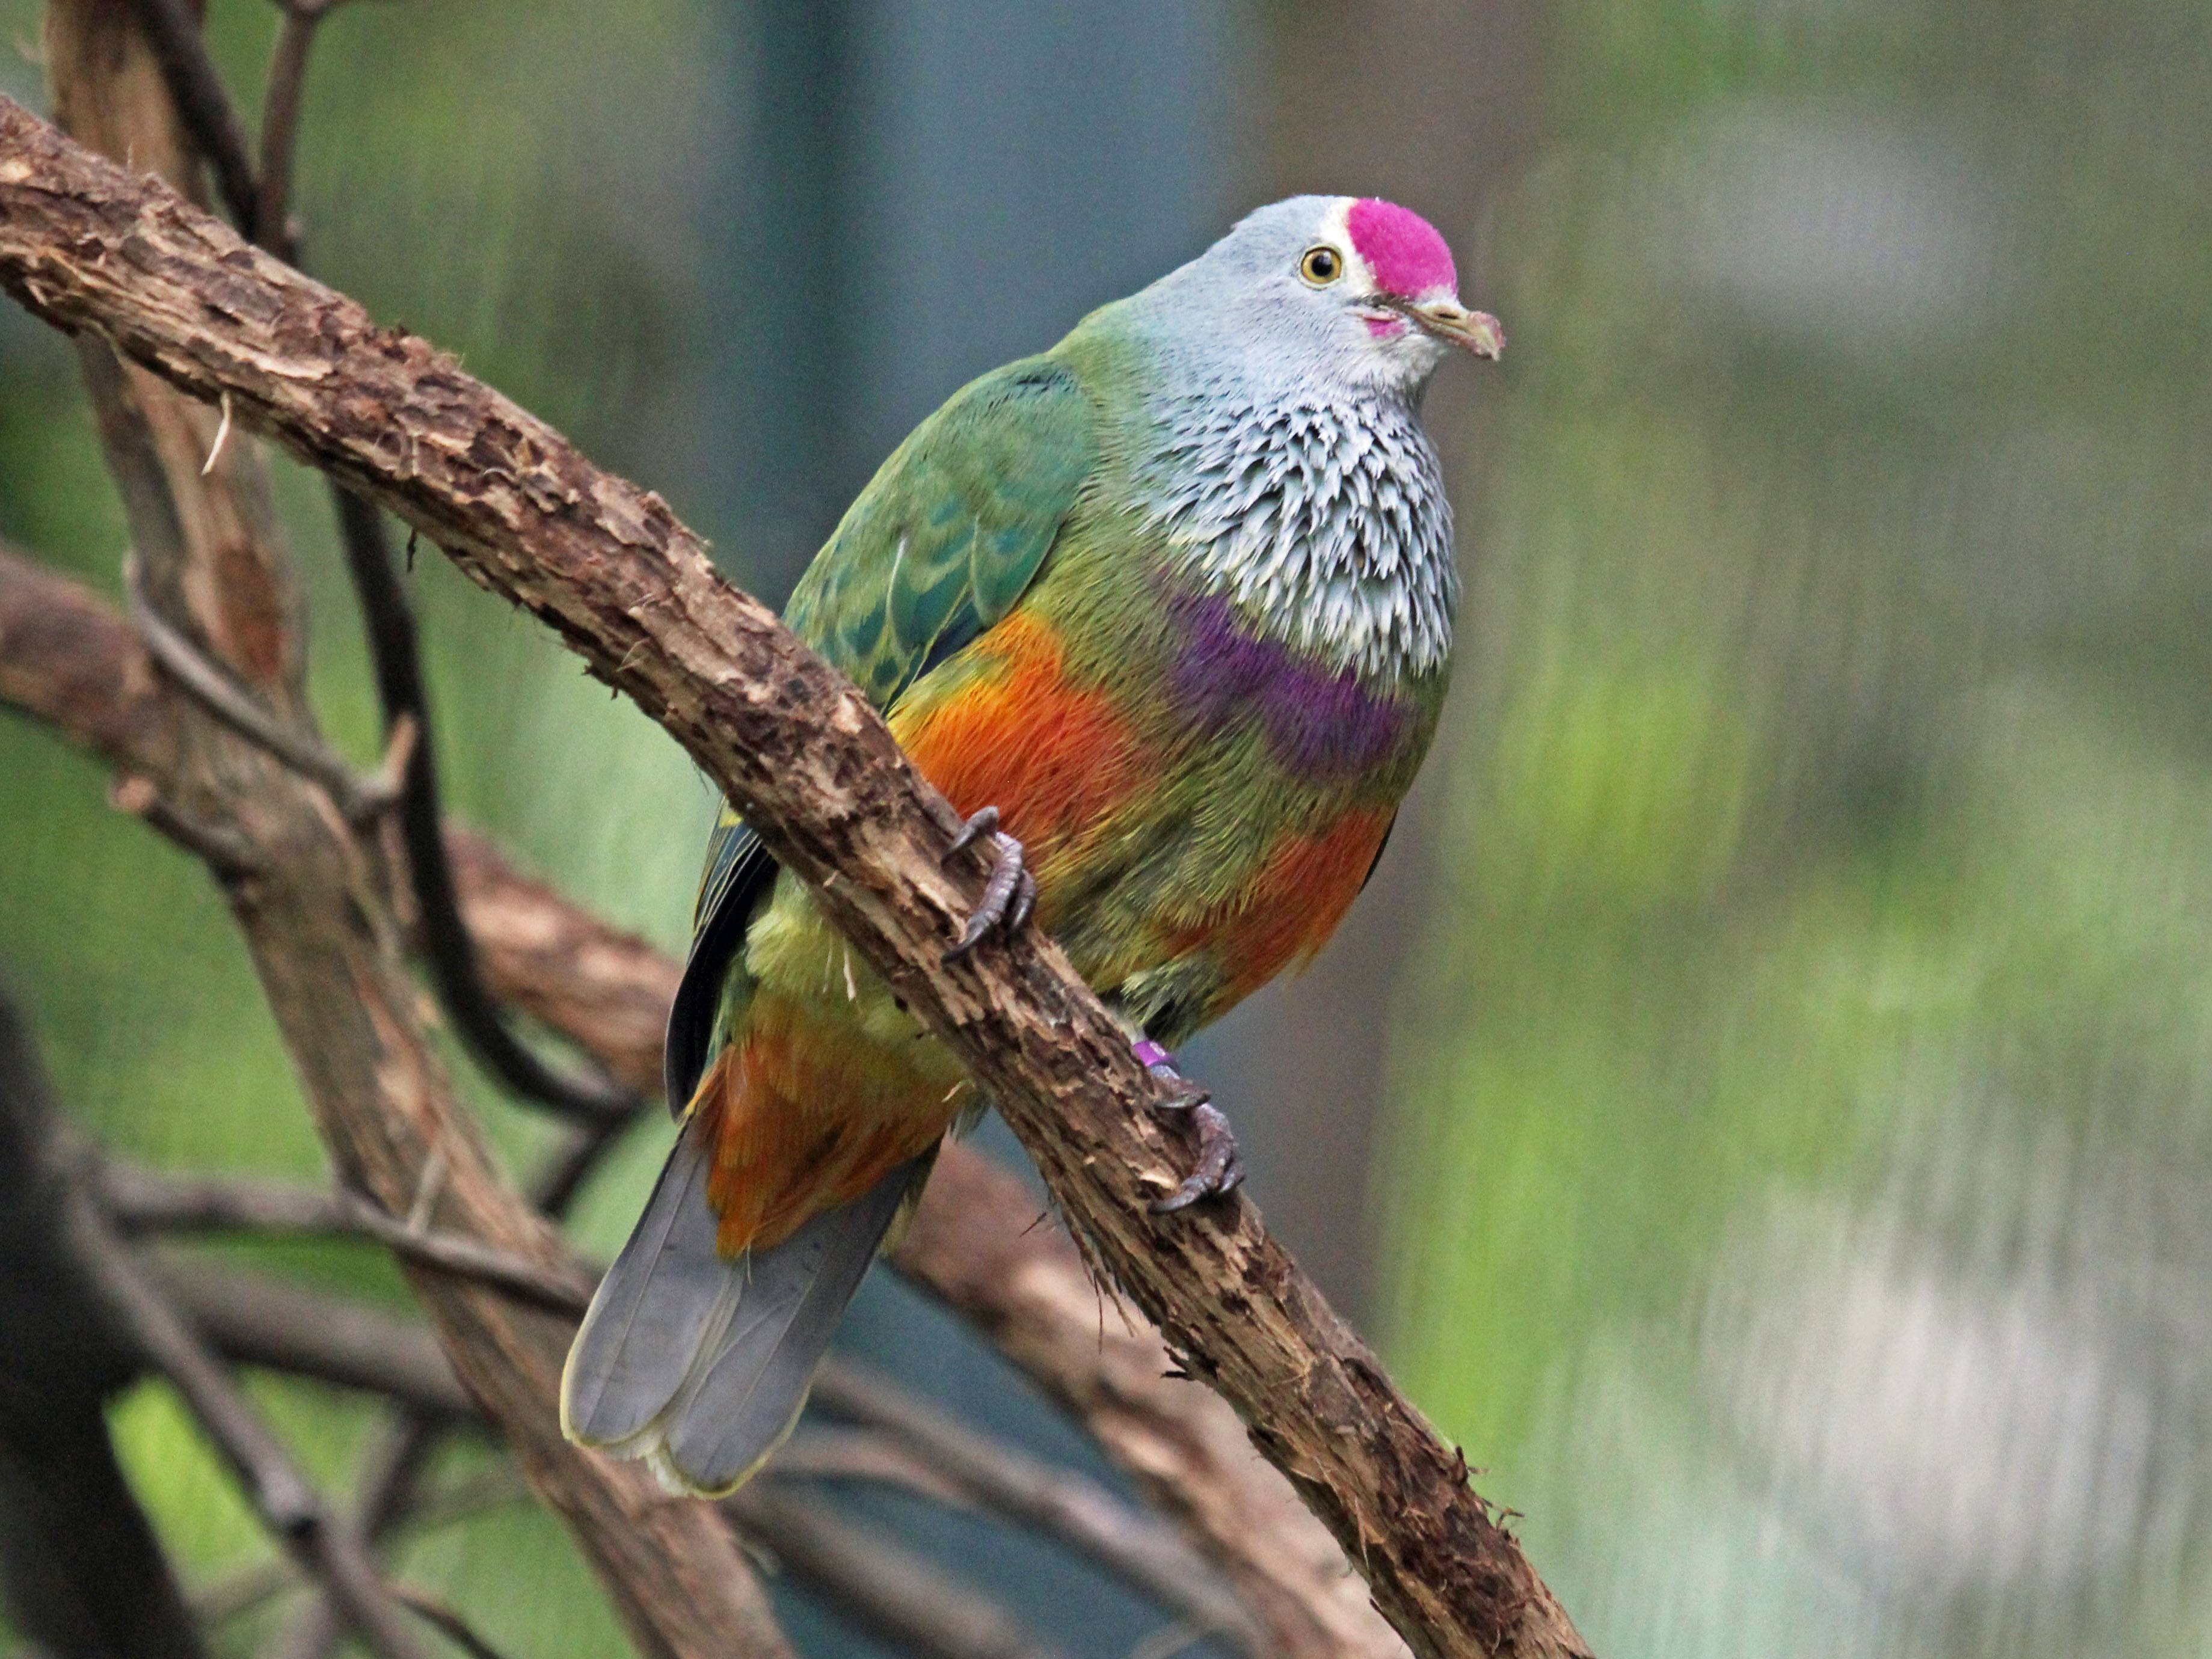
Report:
561,1127,925,1496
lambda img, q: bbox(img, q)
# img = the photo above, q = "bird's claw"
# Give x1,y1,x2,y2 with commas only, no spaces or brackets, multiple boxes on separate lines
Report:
1141,1047,1244,1213
944,806,1037,961
945,804,1001,860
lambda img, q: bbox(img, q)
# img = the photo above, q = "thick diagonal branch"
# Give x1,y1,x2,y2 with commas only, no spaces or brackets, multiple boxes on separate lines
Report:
0,102,1587,1659
0,541,1403,1657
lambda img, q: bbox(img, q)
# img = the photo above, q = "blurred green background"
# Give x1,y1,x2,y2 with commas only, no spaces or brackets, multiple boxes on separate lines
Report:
5,1,2212,1655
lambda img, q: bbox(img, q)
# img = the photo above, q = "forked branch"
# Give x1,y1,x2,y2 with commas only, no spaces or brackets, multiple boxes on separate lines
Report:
13,14,791,1648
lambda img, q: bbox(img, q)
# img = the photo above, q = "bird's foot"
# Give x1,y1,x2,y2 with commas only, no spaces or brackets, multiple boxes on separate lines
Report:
1137,1041,1244,1213
942,805,1037,961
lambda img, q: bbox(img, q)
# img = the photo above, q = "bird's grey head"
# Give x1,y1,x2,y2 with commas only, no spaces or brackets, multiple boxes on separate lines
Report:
1133,194,1502,400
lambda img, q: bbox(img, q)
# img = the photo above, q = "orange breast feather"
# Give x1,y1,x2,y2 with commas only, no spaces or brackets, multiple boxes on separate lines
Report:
891,614,1141,886
695,616,1383,1254
1190,808,1395,1001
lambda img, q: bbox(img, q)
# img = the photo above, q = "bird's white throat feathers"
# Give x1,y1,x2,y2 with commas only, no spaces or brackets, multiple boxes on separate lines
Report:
1134,386,1457,681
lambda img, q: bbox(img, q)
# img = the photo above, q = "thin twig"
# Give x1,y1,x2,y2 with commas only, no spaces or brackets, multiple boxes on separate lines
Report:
330,489,641,1124
99,1162,596,1314
120,0,258,229
389,1586,516,1659
59,1188,431,1659
253,7,322,258
265,1403,446,1659
192,1559,300,1630
811,1359,1258,1652
195,1467,534,1630
441,827,679,1100
159,1258,478,1417
526,1112,637,1218
123,554,398,823
726,1484,1068,1659
354,1415,447,1540
111,771,265,879
764,1427,973,1506
254,0,372,255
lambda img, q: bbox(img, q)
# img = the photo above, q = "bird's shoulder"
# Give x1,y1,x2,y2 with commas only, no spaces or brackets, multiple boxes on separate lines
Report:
783,353,1104,710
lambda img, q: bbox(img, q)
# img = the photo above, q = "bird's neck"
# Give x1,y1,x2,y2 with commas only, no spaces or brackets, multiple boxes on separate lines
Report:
1129,378,1456,684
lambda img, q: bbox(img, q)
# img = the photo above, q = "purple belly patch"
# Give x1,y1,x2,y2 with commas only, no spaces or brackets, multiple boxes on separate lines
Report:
1166,587,1407,782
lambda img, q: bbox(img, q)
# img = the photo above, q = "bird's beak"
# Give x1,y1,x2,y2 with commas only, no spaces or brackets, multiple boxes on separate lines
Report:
1401,297,1505,360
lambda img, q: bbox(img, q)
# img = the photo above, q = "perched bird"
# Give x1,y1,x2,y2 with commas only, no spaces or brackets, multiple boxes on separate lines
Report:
562,195,1502,1495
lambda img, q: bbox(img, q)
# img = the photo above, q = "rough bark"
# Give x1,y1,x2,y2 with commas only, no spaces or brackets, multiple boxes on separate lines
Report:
903,1147,1420,1657
0,100,1590,1658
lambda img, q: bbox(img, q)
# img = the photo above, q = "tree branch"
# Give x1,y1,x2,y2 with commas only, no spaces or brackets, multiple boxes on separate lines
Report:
186,1467,536,1633
386,1584,520,1659
0,100,1588,1653
121,550,403,821
99,1161,598,1313
265,1412,446,1659
159,1256,479,1417
810,1360,1260,1651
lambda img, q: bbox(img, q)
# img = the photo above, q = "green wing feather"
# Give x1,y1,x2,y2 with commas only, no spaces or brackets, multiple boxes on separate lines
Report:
784,355,1100,707
665,357,1099,1112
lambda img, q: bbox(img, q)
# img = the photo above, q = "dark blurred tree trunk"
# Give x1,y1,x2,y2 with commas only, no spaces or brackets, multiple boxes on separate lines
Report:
0,981,208,1659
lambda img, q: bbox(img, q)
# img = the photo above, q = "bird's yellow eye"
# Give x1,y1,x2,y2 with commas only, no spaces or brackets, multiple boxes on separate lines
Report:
1300,245,1344,285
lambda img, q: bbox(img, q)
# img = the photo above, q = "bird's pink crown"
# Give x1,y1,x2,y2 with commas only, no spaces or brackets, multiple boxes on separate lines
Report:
1346,198,1456,299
